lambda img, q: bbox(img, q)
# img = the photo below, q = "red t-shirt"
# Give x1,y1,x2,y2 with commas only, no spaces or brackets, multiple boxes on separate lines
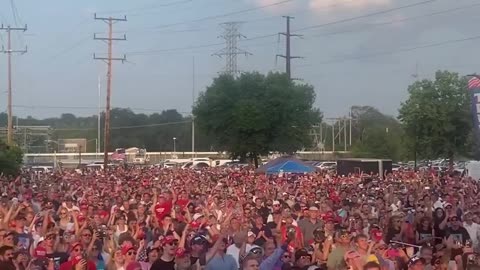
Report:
59,260,96,270
154,200,173,220
176,199,189,210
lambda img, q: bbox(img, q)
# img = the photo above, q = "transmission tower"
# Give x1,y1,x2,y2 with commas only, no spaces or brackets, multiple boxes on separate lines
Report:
214,22,251,76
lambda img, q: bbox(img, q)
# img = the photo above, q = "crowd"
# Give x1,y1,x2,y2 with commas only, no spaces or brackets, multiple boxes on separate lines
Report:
0,164,478,270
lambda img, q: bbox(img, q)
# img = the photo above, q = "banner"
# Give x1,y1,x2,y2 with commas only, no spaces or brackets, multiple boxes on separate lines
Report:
468,77,480,151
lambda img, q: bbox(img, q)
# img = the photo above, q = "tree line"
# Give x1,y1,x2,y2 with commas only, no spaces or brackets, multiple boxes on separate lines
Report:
0,108,215,153
0,70,478,174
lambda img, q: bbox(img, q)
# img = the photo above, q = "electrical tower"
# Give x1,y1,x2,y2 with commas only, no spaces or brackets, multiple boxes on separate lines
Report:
276,16,302,80
0,24,27,145
93,14,127,169
214,22,251,76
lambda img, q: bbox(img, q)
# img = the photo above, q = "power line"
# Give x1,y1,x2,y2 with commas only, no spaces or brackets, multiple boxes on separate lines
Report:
126,0,440,56
100,0,194,15
53,120,192,131
146,0,296,30
297,34,480,67
115,0,356,33
9,0,21,26
307,2,480,39
295,0,438,32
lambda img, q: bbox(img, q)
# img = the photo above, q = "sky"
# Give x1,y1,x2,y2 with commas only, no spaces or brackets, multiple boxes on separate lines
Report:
0,0,479,120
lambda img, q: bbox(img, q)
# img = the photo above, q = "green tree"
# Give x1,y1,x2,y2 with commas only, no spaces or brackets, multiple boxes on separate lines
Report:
398,70,472,163
0,141,23,175
349,106,403,161
193,72,322,165
0,109,215,152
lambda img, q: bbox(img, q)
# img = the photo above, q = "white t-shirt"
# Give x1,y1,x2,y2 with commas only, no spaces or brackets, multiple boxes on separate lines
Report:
464,222,480,245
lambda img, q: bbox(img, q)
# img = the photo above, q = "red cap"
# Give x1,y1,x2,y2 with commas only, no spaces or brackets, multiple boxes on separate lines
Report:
161,235,178,245
77,214,86,222
175,247,188,257
69,242,82,253
121,245,135,256
33,246,47,258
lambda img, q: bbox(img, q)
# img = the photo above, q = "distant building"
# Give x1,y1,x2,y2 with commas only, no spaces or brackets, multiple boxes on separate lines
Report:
58,139,87,153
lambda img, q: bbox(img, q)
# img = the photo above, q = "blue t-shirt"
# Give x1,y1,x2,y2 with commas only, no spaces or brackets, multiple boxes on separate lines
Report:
205,254,237,270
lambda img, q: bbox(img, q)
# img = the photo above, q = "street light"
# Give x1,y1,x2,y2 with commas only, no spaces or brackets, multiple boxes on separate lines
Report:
413,104,420,172
173,137,177,154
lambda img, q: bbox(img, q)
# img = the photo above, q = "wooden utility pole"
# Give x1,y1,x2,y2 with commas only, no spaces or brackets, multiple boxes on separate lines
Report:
93,14,126,170
0,24,27,145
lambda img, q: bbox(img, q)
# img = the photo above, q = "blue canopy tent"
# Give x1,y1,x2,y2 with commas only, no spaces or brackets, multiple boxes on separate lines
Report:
255,156,317,174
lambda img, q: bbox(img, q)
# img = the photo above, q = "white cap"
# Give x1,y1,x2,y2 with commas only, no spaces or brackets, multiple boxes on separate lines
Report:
247,231,255,237
272,200,281,205
192,213,204,221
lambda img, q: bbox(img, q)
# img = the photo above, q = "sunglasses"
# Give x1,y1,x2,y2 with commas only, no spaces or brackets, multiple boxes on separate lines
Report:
127,251,137,256
73,248,83,252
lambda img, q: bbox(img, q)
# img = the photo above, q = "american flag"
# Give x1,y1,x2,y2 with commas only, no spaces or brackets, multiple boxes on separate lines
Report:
468,76,480,89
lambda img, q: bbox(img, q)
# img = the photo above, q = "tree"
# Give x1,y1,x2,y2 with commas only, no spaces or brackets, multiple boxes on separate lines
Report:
193,72,322,165
398,70,472,163
0,141,23,175
350,106,403,161
0,109,215,153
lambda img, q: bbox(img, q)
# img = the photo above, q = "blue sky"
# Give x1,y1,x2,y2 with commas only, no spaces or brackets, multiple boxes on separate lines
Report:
0,0,479,119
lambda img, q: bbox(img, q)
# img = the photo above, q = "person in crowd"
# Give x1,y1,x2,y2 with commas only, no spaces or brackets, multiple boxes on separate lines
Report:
0,164,478,270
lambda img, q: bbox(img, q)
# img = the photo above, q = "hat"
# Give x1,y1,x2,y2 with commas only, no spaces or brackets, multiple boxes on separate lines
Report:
247,231,256,238
408,256,426,267
161,235,178,245
192,213,204,221
33,246,47,258
4,231,16,238
69,242,82,253
175,247,188,258
309,206,319,211
444,203,452,208
272,200,281,205
294,249,311,261
121,245,135,256
191,235,206,245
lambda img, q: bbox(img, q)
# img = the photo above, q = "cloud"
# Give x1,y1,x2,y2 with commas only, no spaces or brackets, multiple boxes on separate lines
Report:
309,0,391,11
247,0,392,15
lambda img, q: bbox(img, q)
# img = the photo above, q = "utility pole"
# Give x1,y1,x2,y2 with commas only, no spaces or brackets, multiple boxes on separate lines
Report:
0,24,27,145
192,56,195,158
213,22,251,77
93,14,127,169
277,16,302,80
